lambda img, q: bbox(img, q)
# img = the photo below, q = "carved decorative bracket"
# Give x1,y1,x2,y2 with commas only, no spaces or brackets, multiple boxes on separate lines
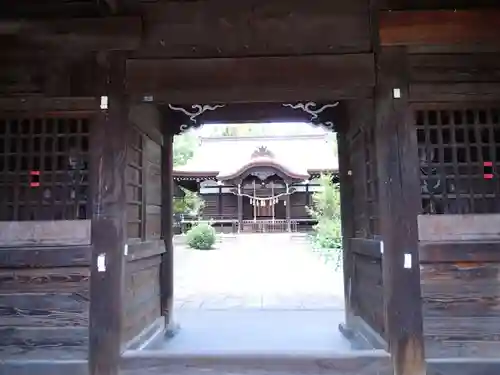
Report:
282,102,339,130
168,104,225,132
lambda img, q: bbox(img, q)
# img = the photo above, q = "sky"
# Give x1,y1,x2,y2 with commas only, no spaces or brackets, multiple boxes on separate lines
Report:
191,122,328,137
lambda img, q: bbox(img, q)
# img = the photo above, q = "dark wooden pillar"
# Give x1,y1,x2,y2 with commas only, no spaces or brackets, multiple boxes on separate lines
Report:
89,52,128,375
237,183,243,232
161,127,174,325
218,186,222,217
375,46,426,375
285,185,291,232
336,103,356,326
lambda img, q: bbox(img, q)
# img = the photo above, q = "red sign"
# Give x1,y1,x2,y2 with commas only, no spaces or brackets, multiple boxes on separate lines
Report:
484,162,493,179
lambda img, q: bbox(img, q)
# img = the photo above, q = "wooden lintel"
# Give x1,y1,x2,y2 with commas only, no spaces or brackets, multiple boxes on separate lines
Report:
0,96,98,114
380,10,500,46
160,102,338,124
0,17,142,51
127,54,375,103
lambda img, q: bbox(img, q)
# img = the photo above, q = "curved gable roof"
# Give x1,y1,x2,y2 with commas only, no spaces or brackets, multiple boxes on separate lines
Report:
217,154,309,181
174,133,338,177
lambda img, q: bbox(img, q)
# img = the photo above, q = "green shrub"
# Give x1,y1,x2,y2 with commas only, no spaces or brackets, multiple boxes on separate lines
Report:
313,218,342,249
186,222,216,250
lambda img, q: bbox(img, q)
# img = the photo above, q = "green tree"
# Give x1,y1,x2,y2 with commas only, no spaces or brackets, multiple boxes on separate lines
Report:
173,133,198,167
172,133,204,217
174,188,205,217
307,173,343,268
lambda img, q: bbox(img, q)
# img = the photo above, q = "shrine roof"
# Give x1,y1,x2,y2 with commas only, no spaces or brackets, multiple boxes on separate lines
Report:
173,133,338,179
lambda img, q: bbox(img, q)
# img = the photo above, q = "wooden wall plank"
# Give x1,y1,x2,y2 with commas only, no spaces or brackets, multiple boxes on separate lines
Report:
0,17,142,51
380,0,499,10
0,220,91,247
418,214,500,242
409,54,500,83
137,0,370,58
420,259,500,356
126,240,165,262
0,267,89,294
380,10,500,47
0,326,88,347
122,256,161,347
419,242,500,263
410,83,500,102
0,292,89,327
0,246,91,268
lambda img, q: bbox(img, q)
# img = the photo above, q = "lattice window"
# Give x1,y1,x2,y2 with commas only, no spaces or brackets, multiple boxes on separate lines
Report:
414,105,500,214
126,126,144,239
350,130,369,238
364,124,379,237
0,116,90,221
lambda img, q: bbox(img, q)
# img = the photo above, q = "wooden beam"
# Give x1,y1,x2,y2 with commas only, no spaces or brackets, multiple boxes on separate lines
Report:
0,96,98,113
88,52,128,375
409,83,500,102
380,10,500,46
374,46,426,375
380,0,499,10
0,17,142,51
126,54,375,103
135,0,370,58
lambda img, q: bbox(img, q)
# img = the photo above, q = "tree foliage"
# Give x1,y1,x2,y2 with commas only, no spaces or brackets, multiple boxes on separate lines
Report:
307,173,343,268
173,133,198,167
174,188,205,217
172,133,204,216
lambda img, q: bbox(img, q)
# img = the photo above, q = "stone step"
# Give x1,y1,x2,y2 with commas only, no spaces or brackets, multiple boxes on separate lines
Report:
121,350,391,375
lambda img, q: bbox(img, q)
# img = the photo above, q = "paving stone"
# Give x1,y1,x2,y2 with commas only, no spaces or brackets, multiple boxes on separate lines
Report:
174,235,344,311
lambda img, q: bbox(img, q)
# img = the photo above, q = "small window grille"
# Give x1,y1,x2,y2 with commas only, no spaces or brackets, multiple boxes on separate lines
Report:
126,126,144,239
0,116,90,221
414,105,500,214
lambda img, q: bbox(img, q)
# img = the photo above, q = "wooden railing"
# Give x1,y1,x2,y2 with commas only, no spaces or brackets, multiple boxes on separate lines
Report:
240,219,298,233
176,217,316,234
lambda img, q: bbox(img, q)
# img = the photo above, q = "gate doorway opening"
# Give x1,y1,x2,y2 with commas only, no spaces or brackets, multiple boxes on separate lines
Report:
141,111,375,355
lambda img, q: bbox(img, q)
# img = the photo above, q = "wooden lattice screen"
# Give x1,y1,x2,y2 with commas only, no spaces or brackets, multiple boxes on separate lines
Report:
364,121,379,237
0,115,90,221
350,124,379,239
414,104,500,214
126,126,144,239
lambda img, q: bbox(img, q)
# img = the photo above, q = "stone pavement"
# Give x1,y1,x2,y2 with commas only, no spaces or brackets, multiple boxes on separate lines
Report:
174,233,344,311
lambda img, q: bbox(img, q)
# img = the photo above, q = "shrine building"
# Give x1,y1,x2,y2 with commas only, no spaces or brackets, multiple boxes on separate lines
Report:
173,133,338,232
